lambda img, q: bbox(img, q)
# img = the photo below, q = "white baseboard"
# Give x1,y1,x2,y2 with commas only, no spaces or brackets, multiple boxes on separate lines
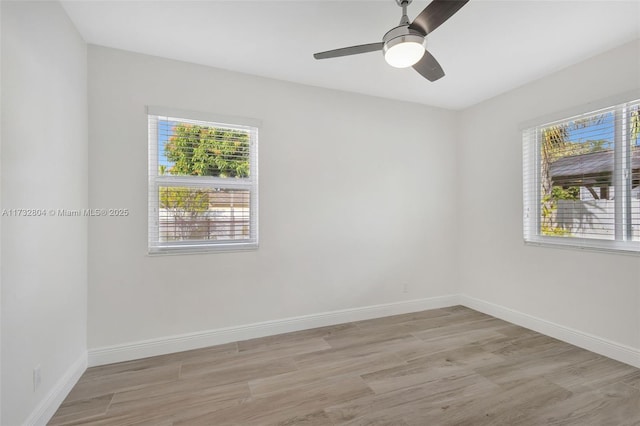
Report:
459,294,640,369
35,293,640,426
88,293,640,369
24,352,87,426
88,294,459,366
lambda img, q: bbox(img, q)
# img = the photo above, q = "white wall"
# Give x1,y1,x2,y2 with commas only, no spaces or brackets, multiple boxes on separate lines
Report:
87,46,457,352
1,2,88,425
458,40,640,352
0,3,3,423
0,2,637,421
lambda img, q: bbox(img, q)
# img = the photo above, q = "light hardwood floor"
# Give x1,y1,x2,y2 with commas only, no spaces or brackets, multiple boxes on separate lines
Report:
50,306,640,425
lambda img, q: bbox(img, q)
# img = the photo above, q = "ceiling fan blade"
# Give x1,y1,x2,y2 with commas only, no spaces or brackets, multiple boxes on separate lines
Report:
409,0,470,35
412,50,445,82
313,43,383,60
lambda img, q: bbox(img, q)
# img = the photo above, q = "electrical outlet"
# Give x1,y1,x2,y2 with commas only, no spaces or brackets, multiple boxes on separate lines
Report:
402,283,409,293
33,365,41,391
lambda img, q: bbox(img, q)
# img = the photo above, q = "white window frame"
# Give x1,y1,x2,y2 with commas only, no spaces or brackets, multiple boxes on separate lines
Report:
522,91,640,255
147,106,260,254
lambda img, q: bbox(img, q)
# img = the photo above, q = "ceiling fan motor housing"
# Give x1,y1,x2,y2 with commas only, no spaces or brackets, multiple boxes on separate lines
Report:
382,25,426,52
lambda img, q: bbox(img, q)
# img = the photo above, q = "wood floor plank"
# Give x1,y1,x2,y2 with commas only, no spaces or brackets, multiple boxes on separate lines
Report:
322,325,420,351
622,370,640,390
352,307,453,329
174,376,373,425
48,394,114,426
55,410,175,426
237,323,356,352
64,363,181,403
542,355,640,392
293,335,421,366
179,337,326,379
50,306,640,426
107,380,249,418
180,356,298,387
361,346,504,395
249,352,404,398
527,381,640,425
79,342,238,382
410,328,507,357
476,345,601,387
385,376,567,426
326,372,500,425
409,316,506,341
276,410,334,425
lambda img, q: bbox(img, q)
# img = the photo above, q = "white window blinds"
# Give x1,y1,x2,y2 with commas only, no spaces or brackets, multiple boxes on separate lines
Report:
148,107,259,253
523,98,640,253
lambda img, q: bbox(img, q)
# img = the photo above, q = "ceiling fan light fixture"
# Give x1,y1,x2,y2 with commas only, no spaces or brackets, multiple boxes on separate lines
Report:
382,26,426,68
313,0,470,82
384,37,425,68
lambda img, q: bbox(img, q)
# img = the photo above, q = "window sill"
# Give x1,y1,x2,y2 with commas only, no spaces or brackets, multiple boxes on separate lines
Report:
148,242,258,256
524,237,640,256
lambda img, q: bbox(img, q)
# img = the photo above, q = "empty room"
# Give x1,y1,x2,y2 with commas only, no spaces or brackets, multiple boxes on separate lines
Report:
2,0,640,424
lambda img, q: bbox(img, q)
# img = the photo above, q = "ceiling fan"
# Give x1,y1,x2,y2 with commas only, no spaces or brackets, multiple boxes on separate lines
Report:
313,0,469,82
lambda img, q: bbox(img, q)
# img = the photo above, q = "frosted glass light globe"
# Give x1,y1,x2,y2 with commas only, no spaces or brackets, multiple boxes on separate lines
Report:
384,41,425,68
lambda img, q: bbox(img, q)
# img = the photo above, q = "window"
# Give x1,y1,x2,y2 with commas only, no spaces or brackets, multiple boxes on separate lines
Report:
148,107,259,253
523,97,640,253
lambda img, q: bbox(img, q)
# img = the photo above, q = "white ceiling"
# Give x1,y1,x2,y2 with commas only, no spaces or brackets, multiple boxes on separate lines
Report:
61,0,640,110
